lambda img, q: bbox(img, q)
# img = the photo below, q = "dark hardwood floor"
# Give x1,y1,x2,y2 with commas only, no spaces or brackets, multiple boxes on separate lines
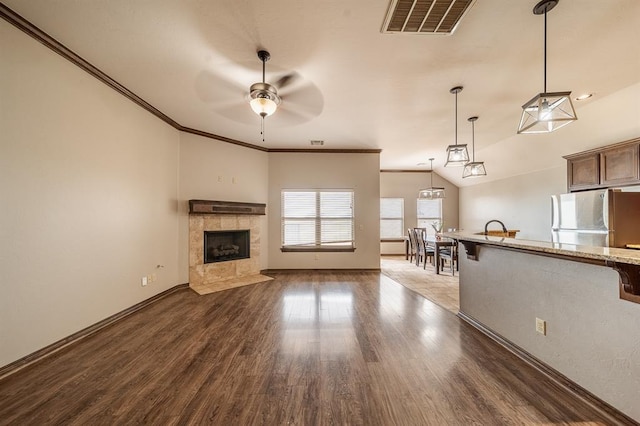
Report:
0,271,619,425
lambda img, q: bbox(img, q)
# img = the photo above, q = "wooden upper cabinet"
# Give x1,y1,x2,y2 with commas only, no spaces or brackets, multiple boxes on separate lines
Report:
600,143,640,186
567,153,600,191
564,137,640,192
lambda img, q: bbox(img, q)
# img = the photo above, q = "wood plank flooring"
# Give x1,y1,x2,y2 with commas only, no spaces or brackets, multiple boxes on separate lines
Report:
0,271,620,425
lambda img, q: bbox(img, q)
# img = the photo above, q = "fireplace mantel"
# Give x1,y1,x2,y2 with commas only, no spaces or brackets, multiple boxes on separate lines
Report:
189,200,266,215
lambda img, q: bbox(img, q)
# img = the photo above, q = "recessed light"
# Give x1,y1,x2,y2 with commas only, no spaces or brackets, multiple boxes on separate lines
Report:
575,93,593,101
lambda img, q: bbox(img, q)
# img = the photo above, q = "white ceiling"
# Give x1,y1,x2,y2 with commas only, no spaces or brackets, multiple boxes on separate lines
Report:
4,0,640,186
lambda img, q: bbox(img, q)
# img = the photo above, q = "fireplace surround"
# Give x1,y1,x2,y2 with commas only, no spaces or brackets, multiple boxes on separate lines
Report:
188,200,270,295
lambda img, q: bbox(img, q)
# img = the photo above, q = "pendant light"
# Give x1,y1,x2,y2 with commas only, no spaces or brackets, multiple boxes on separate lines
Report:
249,50,281,141
418,158,446,199
444,86,469,167
462,116,487,178
517,0,577,134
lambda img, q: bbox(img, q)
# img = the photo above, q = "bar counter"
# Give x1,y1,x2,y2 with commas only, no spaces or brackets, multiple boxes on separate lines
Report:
444,231,640,302
444,231,640,265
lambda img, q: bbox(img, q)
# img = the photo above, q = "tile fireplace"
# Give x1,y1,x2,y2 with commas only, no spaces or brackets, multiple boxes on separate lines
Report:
188,200,271,295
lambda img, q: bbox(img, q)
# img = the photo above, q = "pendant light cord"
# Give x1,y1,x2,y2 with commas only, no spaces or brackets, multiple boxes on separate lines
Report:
430,159,434,186
471,120,475,161
543,8,547,93
454,91,458,147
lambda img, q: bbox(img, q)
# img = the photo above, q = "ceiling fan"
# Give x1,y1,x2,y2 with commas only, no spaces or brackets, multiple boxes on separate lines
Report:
195,49,324,140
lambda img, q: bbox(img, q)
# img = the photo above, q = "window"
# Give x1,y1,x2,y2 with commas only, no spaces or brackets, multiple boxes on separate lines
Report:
281,190,355,251
380,198,404,239
417,198,442,237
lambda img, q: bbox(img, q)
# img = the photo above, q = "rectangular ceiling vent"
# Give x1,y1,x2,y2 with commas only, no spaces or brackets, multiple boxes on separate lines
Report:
382,0,476,35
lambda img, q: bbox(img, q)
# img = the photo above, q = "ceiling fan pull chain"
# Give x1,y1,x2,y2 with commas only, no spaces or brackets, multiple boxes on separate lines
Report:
261,116,265,142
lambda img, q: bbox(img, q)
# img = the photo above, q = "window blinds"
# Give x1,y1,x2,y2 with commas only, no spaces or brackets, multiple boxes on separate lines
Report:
380,198,404,238
417,198,443,236
282,190,354,248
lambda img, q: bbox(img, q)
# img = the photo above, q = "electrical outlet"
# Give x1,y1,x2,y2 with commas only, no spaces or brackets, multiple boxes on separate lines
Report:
217,175,223,182
141,276,148,287
232,177,237,184
151,273,157,282
536,318,546,335
314,254,320,260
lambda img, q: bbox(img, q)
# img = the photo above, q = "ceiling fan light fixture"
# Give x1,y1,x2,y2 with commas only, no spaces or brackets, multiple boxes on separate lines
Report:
517,0,577,134
249,50,281,120
250,97,277,117
418,158,446,199
249,82,280,117
444,86,469,167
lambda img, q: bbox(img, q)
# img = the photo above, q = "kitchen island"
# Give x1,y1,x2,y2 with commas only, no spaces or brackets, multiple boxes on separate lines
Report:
445,231,640,423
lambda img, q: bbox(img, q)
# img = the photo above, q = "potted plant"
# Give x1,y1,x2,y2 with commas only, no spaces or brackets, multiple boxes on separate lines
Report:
431,221,443,239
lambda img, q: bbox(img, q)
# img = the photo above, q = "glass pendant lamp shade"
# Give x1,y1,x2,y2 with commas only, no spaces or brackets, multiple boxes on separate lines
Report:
250,96,278,117
462,162,487,178
418,158,446,199
444,86,469,167
418,188,446,199
249,81,281,117
463,116,487,178
517,0,576,134
445,144,469,166
518,91,576,134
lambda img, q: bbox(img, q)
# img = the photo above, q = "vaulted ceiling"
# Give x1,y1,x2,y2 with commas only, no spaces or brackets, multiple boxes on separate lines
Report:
3,0,639,186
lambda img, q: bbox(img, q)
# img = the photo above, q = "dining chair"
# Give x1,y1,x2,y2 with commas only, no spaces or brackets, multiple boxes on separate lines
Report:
439,242,458,275
407,228,417,263
414,228,434,269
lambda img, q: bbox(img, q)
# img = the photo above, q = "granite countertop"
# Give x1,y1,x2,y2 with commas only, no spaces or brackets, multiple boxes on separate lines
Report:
443,231,640,266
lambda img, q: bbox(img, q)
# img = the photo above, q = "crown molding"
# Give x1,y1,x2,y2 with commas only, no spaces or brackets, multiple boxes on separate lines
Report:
269,148,381,154
380,169,431,173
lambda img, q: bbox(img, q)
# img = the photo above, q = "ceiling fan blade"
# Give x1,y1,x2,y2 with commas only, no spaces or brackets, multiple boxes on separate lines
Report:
268,107,315,127
194,69,247,103
213,103,260,125
273,72,301,90
280,82,324,117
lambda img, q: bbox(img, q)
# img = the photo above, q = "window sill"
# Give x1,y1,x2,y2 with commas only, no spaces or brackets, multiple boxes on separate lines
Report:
281,247,356,253
381,238,406,243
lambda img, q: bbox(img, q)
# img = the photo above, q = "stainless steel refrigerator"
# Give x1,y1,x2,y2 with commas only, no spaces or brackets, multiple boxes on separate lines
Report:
551,188,640,248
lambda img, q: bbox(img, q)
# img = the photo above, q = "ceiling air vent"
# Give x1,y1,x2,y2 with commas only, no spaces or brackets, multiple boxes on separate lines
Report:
382,0,476,35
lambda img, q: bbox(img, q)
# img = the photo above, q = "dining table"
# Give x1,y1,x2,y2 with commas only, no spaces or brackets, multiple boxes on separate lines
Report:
424,236,456,275
404,233,456,274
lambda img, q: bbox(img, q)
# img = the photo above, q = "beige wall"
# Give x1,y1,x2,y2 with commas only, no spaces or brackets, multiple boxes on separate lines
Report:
268,152,380,269
0,22,181,367
459,167,566,241
178,133,269,280
459,246,640,421
380,171,459,255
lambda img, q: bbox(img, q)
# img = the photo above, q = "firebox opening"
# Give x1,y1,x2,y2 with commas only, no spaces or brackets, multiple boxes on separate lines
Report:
204,230,250,264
